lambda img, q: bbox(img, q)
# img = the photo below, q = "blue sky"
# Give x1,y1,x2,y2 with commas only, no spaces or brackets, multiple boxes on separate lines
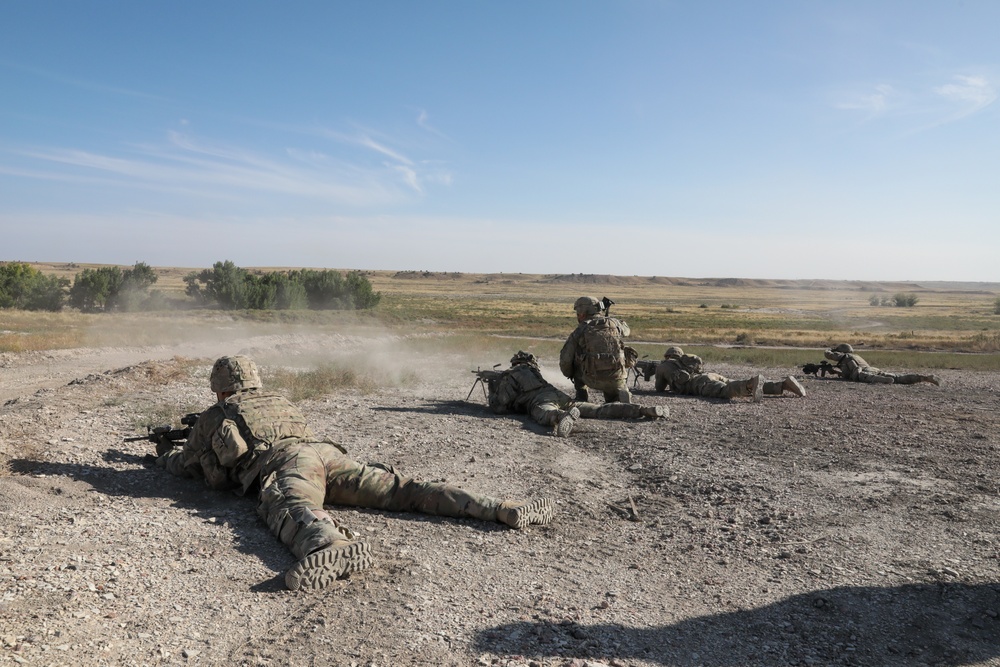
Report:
1,1,997,281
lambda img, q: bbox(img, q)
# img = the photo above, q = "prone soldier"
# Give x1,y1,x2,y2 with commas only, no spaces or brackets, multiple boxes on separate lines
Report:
482,351,666,437
823,344,941,385
654,346,806,401
156,355,553,591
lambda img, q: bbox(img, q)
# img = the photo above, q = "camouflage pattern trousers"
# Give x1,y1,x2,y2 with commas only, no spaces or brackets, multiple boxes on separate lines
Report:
853,367,926,384
255,440,503,559
677,372,753,399
526,387,649,425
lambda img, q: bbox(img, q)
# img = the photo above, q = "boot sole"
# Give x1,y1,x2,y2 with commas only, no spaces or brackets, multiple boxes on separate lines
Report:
285,541,374,591
503,498,554,529
554,416,575,437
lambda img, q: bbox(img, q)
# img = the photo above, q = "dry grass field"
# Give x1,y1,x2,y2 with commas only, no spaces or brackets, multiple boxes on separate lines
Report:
3,262,999,367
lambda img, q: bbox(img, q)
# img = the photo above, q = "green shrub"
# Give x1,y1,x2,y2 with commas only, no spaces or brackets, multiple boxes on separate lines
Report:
185,262,381,311
0,262,68,311
893,292,919,307
69,262,159,312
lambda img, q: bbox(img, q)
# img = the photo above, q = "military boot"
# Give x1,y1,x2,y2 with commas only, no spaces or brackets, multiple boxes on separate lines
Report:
552,407,579,437
496,498,554,529
616,388,633,404
639,405,668,419
762,381,783,396
574,388,589,402
924,375,942,386
782,376,806,397
748,374,764,402
285,538,374,591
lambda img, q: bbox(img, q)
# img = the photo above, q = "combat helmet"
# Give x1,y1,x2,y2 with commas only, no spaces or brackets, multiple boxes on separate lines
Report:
833,343,854,354
663,346,684,359
210,355,262,393
510,351,538,367
573,296,602,317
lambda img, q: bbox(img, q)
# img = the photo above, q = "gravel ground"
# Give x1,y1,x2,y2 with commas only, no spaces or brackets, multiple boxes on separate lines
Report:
1,331,998,667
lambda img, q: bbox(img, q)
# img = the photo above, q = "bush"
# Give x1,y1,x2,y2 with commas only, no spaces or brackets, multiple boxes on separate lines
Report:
0,262,68,311
185,262,381,311
893,292,919,308
994,297,1000,315
69,262,159,312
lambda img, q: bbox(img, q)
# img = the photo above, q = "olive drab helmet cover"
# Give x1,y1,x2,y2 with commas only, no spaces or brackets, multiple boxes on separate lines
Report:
833,344,854,354
573,296,602,317
510,351,539,368
664,346,684,359
210,355,263,393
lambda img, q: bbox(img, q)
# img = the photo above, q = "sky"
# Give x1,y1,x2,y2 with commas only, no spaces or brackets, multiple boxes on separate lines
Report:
1,1,998,282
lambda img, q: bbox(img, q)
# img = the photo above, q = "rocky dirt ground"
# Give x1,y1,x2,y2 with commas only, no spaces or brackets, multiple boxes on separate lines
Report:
0,329,998,667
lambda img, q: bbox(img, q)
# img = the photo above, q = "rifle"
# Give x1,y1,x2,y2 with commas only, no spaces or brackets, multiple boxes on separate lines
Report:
802,361,839,378
124,412,200,447
600,296,615,317
629,358,659,387
466,365,503,402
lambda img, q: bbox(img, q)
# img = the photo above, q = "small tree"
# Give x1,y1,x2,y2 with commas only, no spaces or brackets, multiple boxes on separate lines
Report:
0,262,68,311
69,262,159,312
994,296,1000,315
893,292,919,308
185,261,248,309
346,271,381,309
69,266,124,312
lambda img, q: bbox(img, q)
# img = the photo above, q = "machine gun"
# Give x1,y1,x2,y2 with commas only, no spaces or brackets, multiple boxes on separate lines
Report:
466,365,503,402
124,412,200,449
600,296,615,317
629,358,660,387
802,361,839,378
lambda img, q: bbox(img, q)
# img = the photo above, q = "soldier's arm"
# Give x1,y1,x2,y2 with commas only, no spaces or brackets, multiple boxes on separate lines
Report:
156,405,219,480
559,333,578,379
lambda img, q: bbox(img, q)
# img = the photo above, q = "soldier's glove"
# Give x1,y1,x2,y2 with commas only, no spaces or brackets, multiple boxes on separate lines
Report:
153,435,175,457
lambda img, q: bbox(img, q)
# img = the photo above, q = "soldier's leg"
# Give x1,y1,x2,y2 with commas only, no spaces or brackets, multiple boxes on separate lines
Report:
324,454,553,528
721,374,764,402
572,376,589,402
857,369,895,384
889,373,941,386
256,443,374,590
577,402,667,420
529,402,580,437
763,377,806,397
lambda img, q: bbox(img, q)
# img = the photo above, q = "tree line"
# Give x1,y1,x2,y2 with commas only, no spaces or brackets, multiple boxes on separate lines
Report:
0,261,381,313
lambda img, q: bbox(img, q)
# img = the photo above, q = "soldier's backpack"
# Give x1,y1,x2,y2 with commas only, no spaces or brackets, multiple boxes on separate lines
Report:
579,317,625,376
677,354,704,374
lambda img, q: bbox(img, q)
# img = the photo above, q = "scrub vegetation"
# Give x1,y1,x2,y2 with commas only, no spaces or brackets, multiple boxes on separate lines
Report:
2,264,998,369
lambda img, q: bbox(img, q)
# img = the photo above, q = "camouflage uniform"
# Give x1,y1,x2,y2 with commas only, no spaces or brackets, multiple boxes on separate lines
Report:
159,355,553,591
489,352,666,436
559,296,632,403
653,347,805,400
824,344,941,386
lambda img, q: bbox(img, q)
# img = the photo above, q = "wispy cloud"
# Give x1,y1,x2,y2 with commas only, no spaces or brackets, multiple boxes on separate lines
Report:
933,74,997,119
834,72,996,130
835,83,896,116
0,59,168,102
1,122,454,207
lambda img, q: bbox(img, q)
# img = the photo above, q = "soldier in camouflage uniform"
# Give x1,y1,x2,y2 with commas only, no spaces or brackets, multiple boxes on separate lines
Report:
560,296,633,404
158,355,553,591
654,346,806,401
487,351,667,437
823,343,941,385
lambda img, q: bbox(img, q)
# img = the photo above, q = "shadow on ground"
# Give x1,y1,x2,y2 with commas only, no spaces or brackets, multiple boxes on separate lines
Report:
474,582,1000,666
